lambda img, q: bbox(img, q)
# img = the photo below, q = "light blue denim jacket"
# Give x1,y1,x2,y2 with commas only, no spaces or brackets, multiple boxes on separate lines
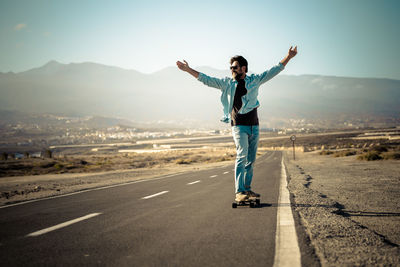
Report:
197,62,285,123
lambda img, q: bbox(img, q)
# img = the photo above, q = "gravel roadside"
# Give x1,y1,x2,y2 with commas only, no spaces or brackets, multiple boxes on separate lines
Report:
284,150,400,266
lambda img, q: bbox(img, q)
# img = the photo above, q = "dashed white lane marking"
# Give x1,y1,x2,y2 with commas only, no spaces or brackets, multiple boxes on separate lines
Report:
273,157,301,267
0,173,180,209
223,171,229,174
187,180,201,185
141,191,169,200
26,213,102,237
209,175,218,178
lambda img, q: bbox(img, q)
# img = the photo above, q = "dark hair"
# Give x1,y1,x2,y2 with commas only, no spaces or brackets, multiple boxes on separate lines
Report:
230,55,248,73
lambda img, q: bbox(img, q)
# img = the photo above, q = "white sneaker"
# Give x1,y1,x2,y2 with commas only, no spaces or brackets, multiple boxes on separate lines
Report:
235,192,249,202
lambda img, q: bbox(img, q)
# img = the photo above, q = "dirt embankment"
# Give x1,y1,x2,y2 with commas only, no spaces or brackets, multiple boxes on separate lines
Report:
285,151,400,266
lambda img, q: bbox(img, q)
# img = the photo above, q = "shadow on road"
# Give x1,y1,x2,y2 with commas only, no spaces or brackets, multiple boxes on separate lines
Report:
258,203,272,208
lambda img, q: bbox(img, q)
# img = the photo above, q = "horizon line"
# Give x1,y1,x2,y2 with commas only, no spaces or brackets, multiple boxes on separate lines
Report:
1,60,398,81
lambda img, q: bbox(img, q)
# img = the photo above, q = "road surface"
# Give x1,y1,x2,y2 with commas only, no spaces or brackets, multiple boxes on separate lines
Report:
0,151,299,266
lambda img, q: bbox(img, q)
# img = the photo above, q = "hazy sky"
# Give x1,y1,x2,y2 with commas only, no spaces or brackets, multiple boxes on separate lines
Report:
1,0,399,79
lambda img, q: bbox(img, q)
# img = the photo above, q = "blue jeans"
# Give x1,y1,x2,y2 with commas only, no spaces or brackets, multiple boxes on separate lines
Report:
231,125,259,193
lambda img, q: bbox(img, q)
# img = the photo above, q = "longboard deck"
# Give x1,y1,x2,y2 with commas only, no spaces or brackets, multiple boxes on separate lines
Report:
232,197,260,208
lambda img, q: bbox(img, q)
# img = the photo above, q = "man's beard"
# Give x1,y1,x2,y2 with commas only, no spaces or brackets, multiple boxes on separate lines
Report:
233,71,243,81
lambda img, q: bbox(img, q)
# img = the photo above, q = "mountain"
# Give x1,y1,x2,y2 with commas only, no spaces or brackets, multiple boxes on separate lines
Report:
0,109,136,129
0,60,399,128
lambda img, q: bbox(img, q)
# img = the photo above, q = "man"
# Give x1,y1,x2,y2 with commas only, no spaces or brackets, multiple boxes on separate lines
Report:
176,46,297,202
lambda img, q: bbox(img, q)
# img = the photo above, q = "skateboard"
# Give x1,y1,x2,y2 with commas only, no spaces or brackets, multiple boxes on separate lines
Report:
232,196,260,208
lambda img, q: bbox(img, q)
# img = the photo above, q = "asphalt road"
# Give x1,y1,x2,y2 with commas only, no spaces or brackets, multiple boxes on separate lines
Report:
0,151,283,266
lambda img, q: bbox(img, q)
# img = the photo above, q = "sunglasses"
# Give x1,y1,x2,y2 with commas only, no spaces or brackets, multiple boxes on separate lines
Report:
230,65,239,70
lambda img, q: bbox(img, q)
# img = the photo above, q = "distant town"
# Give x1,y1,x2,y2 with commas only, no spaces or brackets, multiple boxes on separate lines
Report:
1,112,399,159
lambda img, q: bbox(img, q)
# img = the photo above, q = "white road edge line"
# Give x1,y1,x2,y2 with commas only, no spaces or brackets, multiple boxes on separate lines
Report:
209,175,217,178
26,213,102,237
141,191,169,200
187,180,201,185
273,157,301,267
223,171,229,174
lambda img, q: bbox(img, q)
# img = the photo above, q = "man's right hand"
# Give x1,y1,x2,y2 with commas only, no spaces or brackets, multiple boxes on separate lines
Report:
176,60,190,72
176,60,199,78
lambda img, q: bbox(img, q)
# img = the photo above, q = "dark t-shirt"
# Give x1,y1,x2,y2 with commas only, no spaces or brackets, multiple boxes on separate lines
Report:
231,79,259,126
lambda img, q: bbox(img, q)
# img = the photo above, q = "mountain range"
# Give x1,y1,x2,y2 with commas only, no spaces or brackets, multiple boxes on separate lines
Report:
1,60,399,128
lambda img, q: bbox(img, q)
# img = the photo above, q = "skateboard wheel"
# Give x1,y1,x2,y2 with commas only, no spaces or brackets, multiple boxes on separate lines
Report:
256,199,260,206
250,202,255,208
232,203,237,208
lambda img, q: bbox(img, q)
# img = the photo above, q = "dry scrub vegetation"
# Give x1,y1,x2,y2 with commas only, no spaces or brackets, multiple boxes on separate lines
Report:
319,145,400,160
0,148,237,177
259,130,400,161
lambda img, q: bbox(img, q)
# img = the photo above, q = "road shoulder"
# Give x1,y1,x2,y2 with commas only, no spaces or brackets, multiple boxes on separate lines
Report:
284,151,400,266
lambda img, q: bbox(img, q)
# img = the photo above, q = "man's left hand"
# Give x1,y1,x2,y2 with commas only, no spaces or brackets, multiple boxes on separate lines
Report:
288,46,297,58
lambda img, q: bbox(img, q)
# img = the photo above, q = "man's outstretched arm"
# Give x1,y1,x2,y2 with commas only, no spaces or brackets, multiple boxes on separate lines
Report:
176,59,227,90
256,46,298,85
176,60,199,78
